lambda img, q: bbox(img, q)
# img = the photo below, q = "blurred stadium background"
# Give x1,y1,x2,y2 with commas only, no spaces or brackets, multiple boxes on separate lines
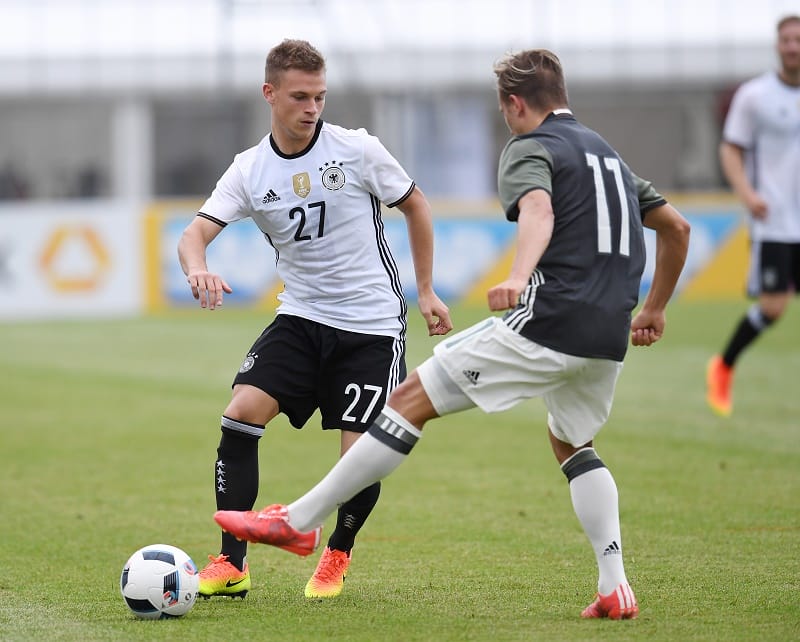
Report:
1,0,797,320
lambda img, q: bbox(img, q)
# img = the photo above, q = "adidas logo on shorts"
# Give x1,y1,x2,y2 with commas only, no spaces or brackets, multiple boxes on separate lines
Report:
462,369,480,385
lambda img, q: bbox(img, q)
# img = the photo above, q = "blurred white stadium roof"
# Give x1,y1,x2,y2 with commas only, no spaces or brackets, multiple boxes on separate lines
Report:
1,0,798,94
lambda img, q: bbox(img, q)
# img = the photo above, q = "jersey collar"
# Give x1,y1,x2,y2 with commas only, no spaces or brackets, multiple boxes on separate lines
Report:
269,119,324,159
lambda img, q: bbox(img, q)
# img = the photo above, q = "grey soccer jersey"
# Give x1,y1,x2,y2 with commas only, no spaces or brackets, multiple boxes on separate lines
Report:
199,120,414,339
497,110,666,361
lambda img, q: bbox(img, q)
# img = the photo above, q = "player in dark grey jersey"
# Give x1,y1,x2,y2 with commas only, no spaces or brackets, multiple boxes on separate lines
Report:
496,108,666,362
213,49,691,620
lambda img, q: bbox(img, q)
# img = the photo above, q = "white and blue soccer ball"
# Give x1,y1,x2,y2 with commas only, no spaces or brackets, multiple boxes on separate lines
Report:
120,544,199,619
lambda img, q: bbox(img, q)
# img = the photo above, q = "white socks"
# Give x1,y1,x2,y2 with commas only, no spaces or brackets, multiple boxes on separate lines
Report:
287,408,421,532
568,464,628,595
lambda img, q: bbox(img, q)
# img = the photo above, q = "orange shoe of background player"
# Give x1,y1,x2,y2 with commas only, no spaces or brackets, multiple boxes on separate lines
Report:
706,355,733,417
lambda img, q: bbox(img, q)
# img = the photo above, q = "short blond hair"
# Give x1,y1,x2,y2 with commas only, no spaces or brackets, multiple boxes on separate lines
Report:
265,39,325,84
493,49,568,110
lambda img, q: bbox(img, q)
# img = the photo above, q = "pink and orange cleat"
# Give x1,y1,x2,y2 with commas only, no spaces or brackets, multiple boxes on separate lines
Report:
706,355,733,417
214,504,322,556
305,547,352,598
581,582,639,620
198,554,251,599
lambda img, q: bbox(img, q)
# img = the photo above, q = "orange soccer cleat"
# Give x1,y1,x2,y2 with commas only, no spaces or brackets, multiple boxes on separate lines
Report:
214,504,322,556
706,355,733,417
198,554,251,599
581,582,639,620
304,547,352,598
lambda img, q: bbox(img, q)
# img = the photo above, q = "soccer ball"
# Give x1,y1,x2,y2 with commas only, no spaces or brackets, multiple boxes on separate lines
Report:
120,544,199,619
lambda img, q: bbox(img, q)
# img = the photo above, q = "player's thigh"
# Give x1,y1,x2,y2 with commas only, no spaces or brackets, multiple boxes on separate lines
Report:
545,358,624,447
416,357,476,416
320,331,406,431
232,314,323,428
424,316,567,414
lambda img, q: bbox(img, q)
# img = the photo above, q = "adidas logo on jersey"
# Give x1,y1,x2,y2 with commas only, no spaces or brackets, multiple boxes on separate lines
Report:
262,189,281,204
603,541,621,556
462,369,480,385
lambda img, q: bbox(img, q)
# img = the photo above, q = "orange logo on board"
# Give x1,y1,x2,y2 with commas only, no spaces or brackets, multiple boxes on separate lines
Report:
39,226,111,292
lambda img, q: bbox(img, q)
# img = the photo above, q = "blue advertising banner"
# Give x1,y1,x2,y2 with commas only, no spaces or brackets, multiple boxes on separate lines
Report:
149,203,745,310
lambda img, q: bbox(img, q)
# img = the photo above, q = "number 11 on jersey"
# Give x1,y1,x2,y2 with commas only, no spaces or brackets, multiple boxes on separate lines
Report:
586,153,630,257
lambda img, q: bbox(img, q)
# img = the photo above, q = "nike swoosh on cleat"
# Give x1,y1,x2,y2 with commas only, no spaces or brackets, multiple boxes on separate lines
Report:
226,578,247,587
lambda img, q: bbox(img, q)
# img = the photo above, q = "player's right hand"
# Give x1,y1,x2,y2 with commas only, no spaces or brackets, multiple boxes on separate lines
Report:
487,278,526,311
187,271,233,310
745,192,768,220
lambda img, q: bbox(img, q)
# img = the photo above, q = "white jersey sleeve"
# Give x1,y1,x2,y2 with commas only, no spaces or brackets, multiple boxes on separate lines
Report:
198,155,255,224
360,132,415,207
722,81,757,149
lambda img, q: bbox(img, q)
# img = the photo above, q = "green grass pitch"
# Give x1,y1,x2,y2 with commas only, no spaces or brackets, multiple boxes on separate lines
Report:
1,301,798,641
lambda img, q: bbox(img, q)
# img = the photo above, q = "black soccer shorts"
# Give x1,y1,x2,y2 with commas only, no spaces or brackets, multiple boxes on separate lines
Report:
749,241,800,296
233,314,406,431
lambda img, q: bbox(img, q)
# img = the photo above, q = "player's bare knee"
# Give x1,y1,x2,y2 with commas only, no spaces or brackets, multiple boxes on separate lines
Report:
224,384,279,426
386,373,417,407
548,425,593,465
386,371,436,428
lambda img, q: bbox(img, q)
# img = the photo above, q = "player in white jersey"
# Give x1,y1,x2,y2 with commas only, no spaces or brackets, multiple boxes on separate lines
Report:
707,15,800,417
177,39,452,599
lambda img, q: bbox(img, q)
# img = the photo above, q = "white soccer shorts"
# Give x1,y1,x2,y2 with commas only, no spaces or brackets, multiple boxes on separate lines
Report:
416,316,624,447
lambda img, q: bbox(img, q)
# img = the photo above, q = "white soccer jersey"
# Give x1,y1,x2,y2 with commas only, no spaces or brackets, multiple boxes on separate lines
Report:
723,71,800,242
199,121,414,339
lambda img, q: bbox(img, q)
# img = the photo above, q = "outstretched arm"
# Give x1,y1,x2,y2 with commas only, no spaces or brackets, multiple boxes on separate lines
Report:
396,186,453,336
631,203,690,346
177,216,232,310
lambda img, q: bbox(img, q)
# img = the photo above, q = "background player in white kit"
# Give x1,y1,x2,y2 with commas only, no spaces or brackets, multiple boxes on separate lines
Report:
178,39,452,599
707,15,800,417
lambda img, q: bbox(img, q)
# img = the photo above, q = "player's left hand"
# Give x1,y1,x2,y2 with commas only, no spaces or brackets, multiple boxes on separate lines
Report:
630,308,665,346
631,327,662,346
